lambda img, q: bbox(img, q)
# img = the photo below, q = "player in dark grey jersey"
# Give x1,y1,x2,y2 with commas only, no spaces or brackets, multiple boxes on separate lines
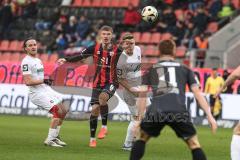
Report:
130,40,217,160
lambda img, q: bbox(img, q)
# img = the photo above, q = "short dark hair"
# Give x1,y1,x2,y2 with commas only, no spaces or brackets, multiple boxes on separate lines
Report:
100,25,113,33
159,40,175,56
122,32,134,41
23,37,35,48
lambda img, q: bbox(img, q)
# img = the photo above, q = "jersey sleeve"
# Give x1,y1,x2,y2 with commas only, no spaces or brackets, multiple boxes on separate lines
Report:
65,45,95,62
186,67,198,88
21,59,32,75
116,54,127,79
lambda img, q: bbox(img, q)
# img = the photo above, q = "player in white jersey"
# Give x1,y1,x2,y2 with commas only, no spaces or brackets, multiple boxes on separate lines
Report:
117,33,149,151
21,38,68,147
216,66,240,160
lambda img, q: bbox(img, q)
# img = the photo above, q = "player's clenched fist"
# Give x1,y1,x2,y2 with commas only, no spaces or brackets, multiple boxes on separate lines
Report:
57,58,66,65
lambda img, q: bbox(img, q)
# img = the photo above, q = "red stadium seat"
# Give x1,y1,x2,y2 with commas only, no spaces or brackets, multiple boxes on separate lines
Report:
49,53,59,63
206,22,218,33
19,53,26,61
175,46,187,58
39,53,49,62
101,0,110,7
72,0,82,6
118,0,129,7
1,52,11,62
133,32,141,43
161,33,172,41
0,40,10,51
92,0,101,7
8,41,19,51
17,41,24,52
142,57,158,64
150,33,161,44
138,45,145,53
232,0,239,9
82,0,91,7
9,52,21,62
144,45,158,56
140,32,151,44
110,0,119,7
131,0,139,7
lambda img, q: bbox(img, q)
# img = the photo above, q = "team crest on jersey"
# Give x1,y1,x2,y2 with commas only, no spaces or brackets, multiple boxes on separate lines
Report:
50,100,54,103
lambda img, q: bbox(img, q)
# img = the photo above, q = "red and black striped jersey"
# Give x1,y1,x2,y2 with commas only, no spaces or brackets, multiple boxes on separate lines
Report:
65,43,122,88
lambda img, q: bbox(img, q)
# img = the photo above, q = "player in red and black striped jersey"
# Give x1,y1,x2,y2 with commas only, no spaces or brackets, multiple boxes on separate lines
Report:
58,25,122,147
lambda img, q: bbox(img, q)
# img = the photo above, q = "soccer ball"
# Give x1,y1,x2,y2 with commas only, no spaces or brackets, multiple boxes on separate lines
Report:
141,6,158,23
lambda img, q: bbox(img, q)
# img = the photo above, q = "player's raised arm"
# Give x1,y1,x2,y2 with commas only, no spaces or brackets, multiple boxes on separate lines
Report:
57,45,95,65
191,85,217,134
216,66,240,97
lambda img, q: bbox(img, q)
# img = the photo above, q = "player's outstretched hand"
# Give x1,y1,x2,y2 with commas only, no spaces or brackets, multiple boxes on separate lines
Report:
57,58,66,65
207,115,218,134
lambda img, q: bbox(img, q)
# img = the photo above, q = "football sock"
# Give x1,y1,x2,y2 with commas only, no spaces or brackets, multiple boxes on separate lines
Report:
130,140,146,160
56,126,61,137
100,105,108,126
90,115,98,138
124,120,136,147
47,128,57,141
231,135,240,160
191,148,207,160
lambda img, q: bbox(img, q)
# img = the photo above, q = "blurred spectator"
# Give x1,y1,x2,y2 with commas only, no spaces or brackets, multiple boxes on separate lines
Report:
192,6,209,36
56,33,68,51
0,0,13,39
194,33,209,67
218,0,235,18
222,69,233,94
204,68,224,119
76,35,95,48
122,4,141,30
22,0,37,18
170,20,185,46
36,7,60,31
54,15,68,34
208,0,223,21
65,15,78,43
76,15,90,40
158,6,176,33
182,21,195,48
188,0,204,11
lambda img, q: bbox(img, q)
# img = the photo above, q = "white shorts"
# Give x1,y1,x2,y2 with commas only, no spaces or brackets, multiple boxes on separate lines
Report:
123,89,151,116
29,86,63,111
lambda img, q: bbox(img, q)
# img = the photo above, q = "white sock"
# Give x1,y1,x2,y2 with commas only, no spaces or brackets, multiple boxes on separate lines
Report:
231,135,240,160
47,128,57,141
102,125,107,129
124,121,136,147
90,137,96,141
56,126,61,137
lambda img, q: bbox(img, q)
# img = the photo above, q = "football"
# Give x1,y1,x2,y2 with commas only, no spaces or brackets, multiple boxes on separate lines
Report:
141,6,158,23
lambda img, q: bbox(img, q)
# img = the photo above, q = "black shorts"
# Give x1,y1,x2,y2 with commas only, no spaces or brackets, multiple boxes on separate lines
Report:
140,111,196,140
90,84,117,105
209,94,221,107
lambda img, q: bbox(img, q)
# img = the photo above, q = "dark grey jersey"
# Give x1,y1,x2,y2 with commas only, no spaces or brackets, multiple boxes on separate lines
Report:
143,60,198,112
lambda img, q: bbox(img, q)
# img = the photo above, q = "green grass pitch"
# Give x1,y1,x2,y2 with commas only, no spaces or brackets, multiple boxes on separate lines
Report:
0,115,232,160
